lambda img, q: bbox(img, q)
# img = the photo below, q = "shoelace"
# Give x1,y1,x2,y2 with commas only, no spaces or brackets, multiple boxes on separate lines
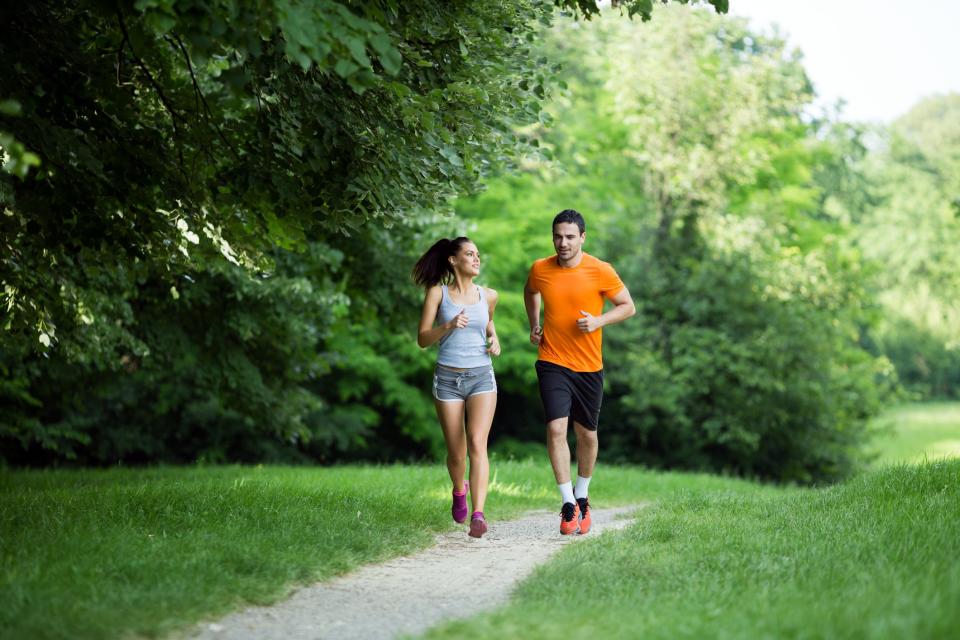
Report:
577,498,589,514
561,502,577,522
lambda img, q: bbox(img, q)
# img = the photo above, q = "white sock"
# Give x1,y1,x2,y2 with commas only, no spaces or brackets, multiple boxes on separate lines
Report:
558,481,575,505
574,475,591,500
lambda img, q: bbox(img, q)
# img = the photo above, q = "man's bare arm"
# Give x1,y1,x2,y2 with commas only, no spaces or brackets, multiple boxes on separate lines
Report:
523,277,543,345
577,287,636,333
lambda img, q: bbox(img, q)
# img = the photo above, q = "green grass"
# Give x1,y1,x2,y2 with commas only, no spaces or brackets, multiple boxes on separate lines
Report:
1,465,444,639
423,459,960,639
0,461,753,640
4,402,958,639
870,402,960,465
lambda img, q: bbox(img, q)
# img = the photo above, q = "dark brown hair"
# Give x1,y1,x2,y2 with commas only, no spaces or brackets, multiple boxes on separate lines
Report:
553,209,586,234
411,237,472,288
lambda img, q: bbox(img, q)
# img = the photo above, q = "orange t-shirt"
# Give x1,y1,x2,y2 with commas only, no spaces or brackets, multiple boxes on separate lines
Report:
527,253,625,372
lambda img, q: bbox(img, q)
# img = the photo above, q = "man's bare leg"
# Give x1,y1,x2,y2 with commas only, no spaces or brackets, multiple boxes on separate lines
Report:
548,417,582,534
546,417,571,484
573,421,598,478
572,420,597,533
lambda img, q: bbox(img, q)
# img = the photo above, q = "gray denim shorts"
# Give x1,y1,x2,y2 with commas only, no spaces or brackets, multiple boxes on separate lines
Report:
433,364,497,402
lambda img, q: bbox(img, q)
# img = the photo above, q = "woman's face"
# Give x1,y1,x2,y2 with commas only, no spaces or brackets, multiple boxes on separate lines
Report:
450,242,481,277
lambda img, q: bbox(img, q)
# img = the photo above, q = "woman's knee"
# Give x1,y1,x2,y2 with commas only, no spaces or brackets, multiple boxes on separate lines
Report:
467,437,488,457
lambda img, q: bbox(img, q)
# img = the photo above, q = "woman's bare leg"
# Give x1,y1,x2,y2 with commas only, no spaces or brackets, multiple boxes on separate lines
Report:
434,399,467,492
464,392,496,513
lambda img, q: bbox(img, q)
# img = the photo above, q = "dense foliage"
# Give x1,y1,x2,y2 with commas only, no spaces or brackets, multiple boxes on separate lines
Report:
4,2,953,482
1,0,730,465
1,0,727,353
856,95,960,398
0,221,456,465
0,0,555,356
0,0,559,462
458,7,895,482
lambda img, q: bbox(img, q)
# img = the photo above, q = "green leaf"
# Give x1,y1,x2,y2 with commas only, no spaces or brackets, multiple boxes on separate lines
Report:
373,36,402,76
334,58,360,78
439,145,463,167
345,70,375,94
0,99,21,116
144,11,177,36
343,36,371,69
369,33,393,57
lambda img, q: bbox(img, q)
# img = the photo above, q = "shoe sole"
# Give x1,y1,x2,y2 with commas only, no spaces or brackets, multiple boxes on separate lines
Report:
468,520,488,538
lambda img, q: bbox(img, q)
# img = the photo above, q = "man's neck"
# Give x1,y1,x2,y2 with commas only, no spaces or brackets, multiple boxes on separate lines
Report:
557,251,584,269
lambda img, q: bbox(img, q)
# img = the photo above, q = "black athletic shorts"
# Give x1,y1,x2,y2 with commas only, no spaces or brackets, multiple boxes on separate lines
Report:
535,360,604,431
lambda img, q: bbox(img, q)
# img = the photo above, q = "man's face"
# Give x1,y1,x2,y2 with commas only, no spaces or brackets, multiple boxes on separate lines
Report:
553,222,584,262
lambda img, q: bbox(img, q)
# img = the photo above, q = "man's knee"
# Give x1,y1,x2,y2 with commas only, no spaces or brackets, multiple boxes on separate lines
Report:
546,418,568,440
573,421,598,442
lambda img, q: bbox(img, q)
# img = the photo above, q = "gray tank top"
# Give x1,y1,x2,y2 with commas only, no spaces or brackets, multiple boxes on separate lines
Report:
437,285,492,368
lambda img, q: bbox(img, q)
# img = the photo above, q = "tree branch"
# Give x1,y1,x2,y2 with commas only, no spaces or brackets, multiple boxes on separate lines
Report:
116,9,186,129
167,33,241,161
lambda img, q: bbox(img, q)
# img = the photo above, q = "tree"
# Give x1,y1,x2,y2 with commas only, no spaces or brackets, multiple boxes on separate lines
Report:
0,0,727,360
0,0,730,464
857,94,960,397
0,0,557,362
458,6,892,482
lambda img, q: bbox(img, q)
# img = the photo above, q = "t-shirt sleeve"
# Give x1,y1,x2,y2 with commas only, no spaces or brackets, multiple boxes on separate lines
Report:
600,261,625,299
527,260,543,292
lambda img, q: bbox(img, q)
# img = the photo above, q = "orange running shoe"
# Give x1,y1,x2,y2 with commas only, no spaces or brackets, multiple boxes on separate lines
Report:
560,502,579,535
576,497,591,535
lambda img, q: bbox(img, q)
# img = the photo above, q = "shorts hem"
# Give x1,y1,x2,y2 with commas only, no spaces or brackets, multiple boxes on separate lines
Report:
543,416,599,430
433,389,497,402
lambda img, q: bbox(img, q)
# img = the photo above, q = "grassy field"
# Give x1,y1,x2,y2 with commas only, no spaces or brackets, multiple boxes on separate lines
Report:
870,402,960,465
0,461,760,639
423,459,960,639
2,403,959,639
420,402,960,639
1,465,445,639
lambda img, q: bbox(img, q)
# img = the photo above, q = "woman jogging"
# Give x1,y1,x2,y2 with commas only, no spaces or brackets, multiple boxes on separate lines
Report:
413,237,500,538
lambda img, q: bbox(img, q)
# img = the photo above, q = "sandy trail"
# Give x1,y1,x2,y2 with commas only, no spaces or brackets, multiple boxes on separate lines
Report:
188,505,642,640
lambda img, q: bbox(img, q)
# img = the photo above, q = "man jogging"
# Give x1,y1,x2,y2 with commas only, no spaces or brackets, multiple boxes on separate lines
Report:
524,209,635,535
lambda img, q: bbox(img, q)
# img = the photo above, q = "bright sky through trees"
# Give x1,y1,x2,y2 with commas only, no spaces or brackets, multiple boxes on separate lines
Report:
729,0,960,123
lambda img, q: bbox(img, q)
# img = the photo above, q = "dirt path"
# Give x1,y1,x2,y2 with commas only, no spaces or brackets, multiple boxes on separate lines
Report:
187,505,643,640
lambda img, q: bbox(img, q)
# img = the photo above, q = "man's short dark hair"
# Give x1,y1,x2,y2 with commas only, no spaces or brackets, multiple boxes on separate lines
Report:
553,209,585,234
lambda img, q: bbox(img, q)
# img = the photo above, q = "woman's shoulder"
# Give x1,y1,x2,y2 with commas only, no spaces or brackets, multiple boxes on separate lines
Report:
484,286,499,303
424,284,444,301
